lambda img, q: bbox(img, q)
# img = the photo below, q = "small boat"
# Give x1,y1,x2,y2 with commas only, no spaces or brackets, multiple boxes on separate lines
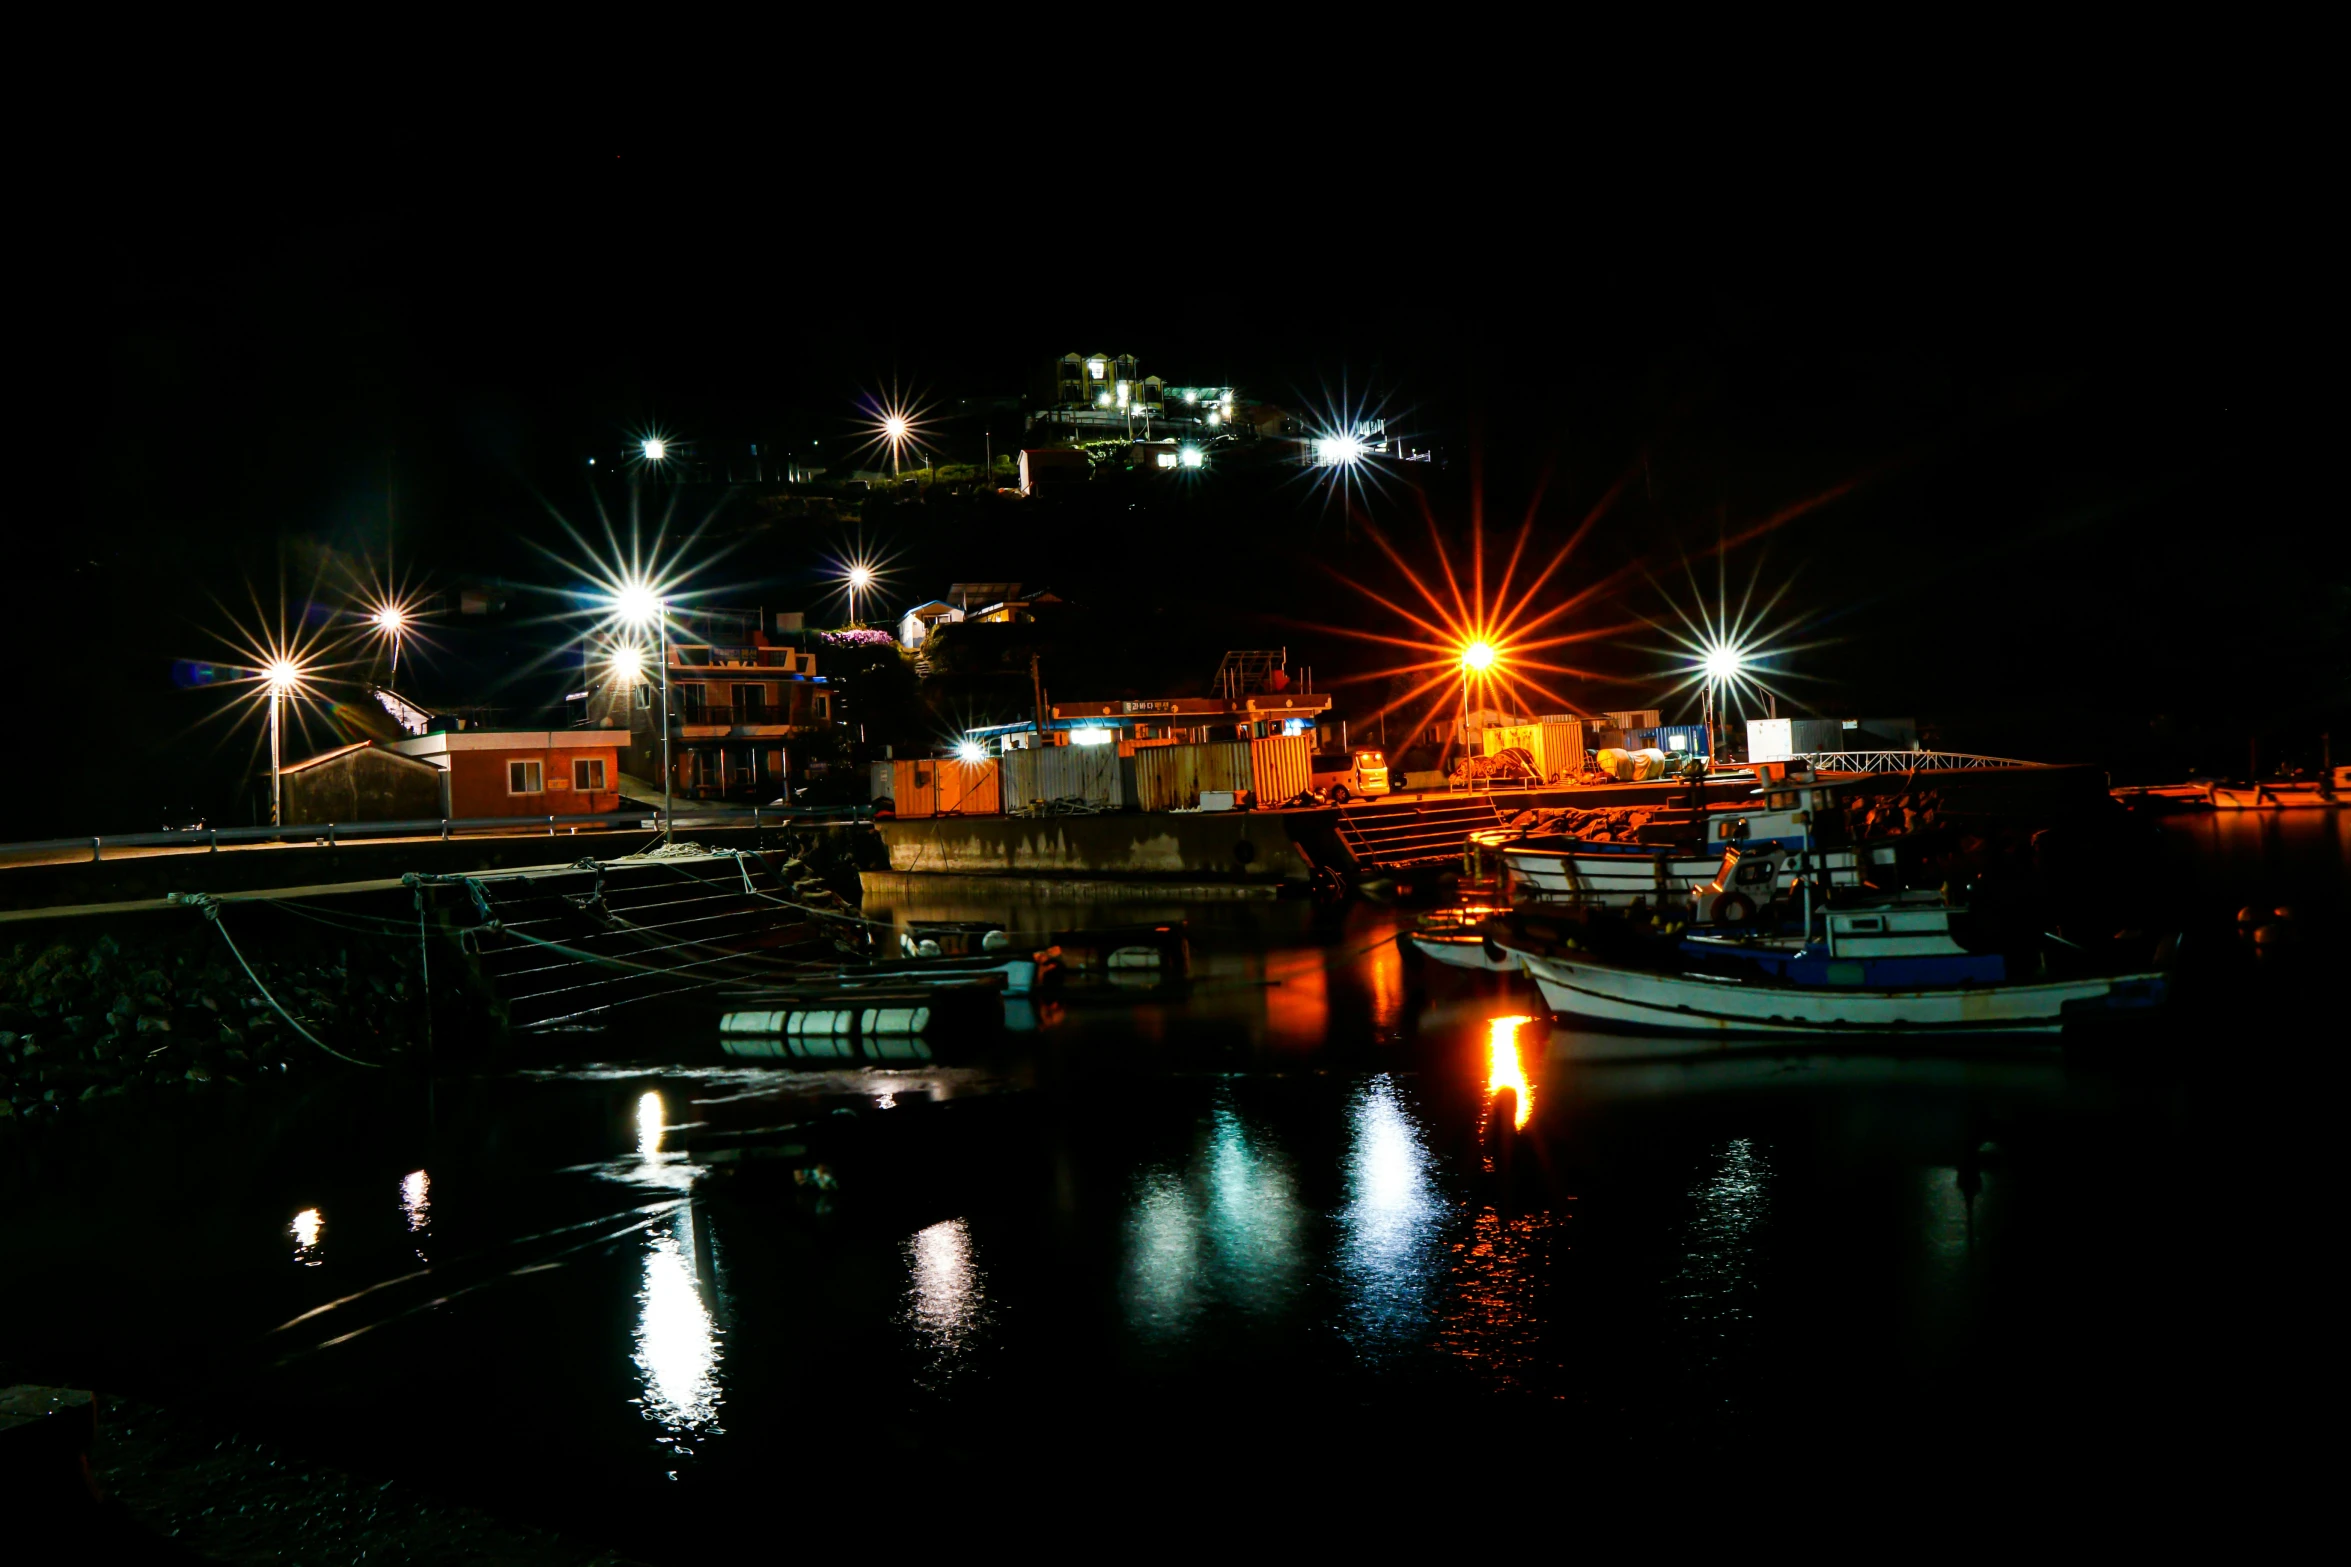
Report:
1404,905,1520,972
842,921,1060,995
1507,898,2164,1038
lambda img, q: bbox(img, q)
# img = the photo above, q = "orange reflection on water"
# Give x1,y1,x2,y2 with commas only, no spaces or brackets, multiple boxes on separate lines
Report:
1486,1015,1535,1128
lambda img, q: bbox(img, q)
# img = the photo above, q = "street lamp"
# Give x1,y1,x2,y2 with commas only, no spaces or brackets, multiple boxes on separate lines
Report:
641,438,667,462
1700,643,1743,776
1457,639,1497,774
266,658,301,828
881,416,908,479
371,605,409,679
615,586,672,843
846,564,874,628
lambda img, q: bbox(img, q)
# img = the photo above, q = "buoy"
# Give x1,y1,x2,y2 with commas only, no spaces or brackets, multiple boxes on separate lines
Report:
981,930,1011,952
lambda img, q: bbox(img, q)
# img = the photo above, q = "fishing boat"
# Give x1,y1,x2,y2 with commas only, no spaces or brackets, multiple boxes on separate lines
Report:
1507,897,2164,1037
1492,774,1901,907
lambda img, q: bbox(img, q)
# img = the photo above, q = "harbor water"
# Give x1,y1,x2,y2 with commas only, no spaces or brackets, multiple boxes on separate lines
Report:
2,810,2340,1545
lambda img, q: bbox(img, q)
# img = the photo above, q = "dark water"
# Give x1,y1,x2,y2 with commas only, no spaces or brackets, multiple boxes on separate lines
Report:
4,811,2340,1542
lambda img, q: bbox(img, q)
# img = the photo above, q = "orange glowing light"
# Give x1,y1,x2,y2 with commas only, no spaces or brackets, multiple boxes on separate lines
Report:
1280,466,1658,759
1486,1014,1535,1129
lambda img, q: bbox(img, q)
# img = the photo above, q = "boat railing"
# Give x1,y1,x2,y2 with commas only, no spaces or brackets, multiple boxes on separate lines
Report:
0,805,874,868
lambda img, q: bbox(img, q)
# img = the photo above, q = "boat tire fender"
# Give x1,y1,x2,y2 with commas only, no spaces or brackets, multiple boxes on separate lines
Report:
1713,892,1755,927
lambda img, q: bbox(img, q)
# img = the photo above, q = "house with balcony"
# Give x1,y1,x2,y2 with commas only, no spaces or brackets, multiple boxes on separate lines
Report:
580,607,833,803
1032,352,1234,435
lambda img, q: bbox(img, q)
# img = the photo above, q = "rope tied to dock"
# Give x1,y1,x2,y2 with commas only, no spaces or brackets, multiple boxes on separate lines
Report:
172,893,387,1069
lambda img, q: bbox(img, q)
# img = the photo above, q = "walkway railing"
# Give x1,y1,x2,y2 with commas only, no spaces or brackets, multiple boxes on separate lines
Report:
0,805,874,868
1798,750,2043,773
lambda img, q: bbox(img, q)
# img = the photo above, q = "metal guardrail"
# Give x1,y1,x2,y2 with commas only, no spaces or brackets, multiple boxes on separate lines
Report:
0,805,875,868
1796,750,2043,773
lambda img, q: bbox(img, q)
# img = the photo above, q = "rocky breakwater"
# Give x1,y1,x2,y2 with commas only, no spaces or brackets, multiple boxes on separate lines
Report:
0,910,430,1133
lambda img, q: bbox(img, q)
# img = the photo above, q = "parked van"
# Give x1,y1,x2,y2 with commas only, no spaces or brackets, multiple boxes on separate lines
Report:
1309,749,1391,802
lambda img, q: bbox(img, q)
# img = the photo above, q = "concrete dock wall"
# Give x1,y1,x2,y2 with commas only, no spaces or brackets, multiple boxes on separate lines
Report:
875,811,1324,882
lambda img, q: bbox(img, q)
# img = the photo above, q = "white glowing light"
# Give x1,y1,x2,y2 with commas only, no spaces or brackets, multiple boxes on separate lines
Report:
400,1170,430,1233
1184,389,1198,404
1317,434,1367,466
1703,644,1745,682
634,1219,721,1433
906,1217,986,1358
1461,640,1497,672
614,583,664,626
266,659,302,692
1070,728,1114,746
848,566,874,590
291,1206,324,1265
637,1090,665,1160
955,739,987,764
882,416,908,441
1180,446,1204,469
372,607,408,634
1098,392,1112,407
610,644,646,682
641,438,667,461
1206,410,1221,426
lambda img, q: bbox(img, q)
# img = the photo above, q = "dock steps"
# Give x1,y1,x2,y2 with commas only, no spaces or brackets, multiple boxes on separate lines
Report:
1334,796,1506,869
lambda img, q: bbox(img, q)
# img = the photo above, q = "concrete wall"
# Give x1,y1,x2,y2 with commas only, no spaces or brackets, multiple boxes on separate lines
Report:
284,747,445,825
875,810,1320,882
449,746,622,817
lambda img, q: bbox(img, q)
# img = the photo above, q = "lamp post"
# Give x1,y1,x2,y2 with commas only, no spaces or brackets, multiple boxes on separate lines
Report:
882,417,907,479
1701,645,1742,776
1459,639,1495,777
373,606,408,680
266,659,299,828
616,586,671,844
847,565,874,629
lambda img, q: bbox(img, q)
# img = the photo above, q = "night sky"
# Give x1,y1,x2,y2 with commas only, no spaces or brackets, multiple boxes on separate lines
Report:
21,140,2335,834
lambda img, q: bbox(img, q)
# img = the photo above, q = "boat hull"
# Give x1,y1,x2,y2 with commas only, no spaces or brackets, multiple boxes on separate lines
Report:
1512,947,2163,1037
1406,932,1520,972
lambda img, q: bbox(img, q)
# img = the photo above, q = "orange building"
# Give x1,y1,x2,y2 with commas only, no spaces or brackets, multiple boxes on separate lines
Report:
389,730,625,818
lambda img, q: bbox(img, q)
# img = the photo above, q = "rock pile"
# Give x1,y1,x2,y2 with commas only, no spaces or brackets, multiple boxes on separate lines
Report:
1,917,428,1130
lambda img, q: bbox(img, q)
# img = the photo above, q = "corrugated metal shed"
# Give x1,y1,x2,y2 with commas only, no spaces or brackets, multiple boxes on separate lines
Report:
1250,734,1310,803
1003,744,1129,812
1134,737,1310,810
1136,741,1253,812
889,757,1001,817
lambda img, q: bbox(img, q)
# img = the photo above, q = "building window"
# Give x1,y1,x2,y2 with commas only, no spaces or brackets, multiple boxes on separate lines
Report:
678,684,706,719
508,760,543,794
573,757,607,791
1088,358,1106,379
733,684,767,722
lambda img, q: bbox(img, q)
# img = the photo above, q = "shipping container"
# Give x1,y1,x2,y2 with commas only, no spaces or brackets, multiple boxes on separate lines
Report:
1602,709,1661,732
1249,733,1311,803
1003,743,1129,812
889,757,1002,818
1483,721,1587,780
1135,740,1255,812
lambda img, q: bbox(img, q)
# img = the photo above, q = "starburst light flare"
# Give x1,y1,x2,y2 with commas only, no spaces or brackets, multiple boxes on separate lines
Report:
1638,548,1840,723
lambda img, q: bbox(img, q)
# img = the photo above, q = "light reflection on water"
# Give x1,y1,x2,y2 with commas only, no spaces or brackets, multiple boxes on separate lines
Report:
1434,1207,1557,1389
1485,1016,1535,1130
1124,1099,1306,1341
1336,1075,1443,1354
628,1089,697,1192
904,1218,988,1384
290,1206,324,1267
399,1169,431,1261
1673,1138,1770,1399
634,1207,723,1444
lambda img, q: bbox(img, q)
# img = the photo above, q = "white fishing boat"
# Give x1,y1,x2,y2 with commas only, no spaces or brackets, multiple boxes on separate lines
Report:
1508,900,2164,1038
1493,775,1899,907
1401,905,1522,971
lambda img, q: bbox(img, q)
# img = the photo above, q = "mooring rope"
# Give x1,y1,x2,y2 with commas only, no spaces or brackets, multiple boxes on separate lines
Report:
173,893,386,1068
